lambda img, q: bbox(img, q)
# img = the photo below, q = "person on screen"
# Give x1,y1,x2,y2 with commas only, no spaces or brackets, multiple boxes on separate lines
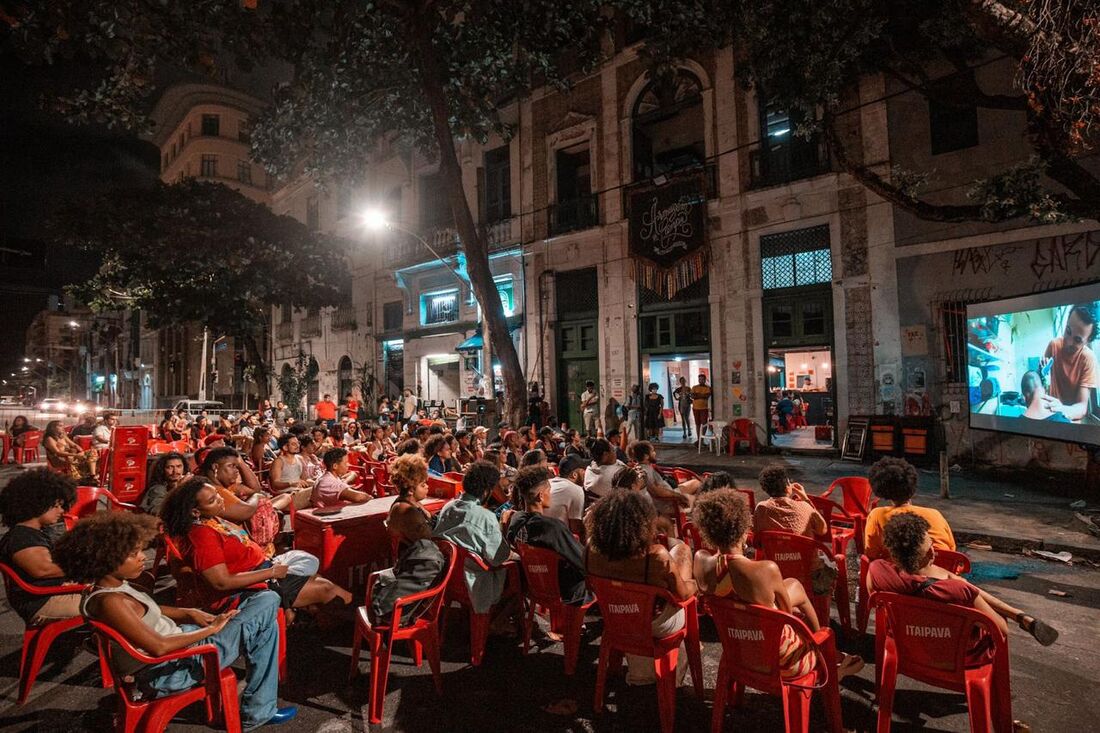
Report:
1021,371,1070,422
1040,303,1098,421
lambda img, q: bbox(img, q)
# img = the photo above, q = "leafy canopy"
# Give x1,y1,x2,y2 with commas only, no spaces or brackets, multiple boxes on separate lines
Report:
55,179,350,338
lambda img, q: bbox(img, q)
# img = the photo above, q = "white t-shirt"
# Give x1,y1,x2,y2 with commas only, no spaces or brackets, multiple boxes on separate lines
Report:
403,394,418,420
92,424,112,449
580,389,599,413
584,461,626,498
546,476,585,525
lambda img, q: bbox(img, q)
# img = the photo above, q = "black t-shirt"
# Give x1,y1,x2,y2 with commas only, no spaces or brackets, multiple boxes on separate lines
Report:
70,425,96,438
0,525,66,621
506,511,592,606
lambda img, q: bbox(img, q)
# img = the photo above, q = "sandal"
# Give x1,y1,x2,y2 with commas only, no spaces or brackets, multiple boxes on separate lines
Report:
836,652,865,680
1018,614,1058,646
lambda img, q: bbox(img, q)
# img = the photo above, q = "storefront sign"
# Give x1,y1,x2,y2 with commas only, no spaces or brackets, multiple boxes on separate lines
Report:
627,175,708,296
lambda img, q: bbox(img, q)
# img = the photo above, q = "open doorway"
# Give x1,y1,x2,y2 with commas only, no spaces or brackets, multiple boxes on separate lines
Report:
423,355,461,404
641,353,711,443
766,346,836,450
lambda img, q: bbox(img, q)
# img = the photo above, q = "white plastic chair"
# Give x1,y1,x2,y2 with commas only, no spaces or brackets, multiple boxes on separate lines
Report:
698,420,728,454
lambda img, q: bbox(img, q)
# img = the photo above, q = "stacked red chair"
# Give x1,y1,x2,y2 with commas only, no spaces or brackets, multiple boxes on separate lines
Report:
587,575,703,733
515,542,596,675
707,595,844,733
349,539,457,725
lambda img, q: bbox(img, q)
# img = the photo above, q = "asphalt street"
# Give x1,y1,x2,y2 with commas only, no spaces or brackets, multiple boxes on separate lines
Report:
1,528,1095,732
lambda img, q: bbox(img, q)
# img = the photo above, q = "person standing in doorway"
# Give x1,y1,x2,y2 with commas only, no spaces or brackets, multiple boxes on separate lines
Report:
579,380,600,437
673,377,694,441
402,388,418,423
691,374,712,435
642,383,664,441
625,384,643,442
314,393,337,429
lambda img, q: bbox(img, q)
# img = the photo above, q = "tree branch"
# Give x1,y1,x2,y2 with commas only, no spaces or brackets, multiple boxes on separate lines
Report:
962,0,1038,58
823,118,989,222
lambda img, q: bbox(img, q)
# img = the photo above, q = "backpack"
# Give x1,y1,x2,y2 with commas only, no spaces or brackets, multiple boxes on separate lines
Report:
247,495,282,549
369,539,446,627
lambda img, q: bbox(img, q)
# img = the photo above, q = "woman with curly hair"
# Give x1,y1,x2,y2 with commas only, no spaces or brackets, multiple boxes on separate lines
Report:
0,469,79,624
864,456,955,561
584,489,695,685
386,453,436,553
869,512,1057,648
159,477,351,619
53,513,297,728
691,489,864,680
43,420,98,483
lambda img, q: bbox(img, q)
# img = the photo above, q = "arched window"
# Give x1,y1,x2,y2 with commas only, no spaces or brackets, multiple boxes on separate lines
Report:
338,356,355,402
632,71,705,180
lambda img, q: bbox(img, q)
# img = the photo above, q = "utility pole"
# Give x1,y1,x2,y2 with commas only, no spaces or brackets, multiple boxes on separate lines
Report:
199,327,209,400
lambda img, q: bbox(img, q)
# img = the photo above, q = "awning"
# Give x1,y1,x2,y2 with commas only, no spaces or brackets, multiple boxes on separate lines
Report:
456,333,484,352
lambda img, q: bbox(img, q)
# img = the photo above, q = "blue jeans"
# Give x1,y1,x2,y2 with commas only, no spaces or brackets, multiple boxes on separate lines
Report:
138,590,281,730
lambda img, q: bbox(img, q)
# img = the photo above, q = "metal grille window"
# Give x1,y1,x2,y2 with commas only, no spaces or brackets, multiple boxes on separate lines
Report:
421,289,459,325
237,161,252,185
941,299,971,383
494,276,515,316
760,225,832,290
200,154,217,177
383,301,403,332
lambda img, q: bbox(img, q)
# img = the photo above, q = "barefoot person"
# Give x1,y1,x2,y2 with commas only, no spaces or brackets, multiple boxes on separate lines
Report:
692,489,864,680
53,513,297,729
868,513,1058,648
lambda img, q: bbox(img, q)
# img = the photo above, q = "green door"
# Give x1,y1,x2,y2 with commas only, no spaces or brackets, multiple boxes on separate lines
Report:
557,319,598,430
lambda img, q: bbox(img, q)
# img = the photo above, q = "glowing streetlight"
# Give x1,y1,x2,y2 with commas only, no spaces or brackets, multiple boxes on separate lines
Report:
361,208,390,231
23,357,30,362
68,320,80,328
359,207,465,282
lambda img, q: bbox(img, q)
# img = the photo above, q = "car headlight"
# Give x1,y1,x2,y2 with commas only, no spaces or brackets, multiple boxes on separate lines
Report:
57,401,67,410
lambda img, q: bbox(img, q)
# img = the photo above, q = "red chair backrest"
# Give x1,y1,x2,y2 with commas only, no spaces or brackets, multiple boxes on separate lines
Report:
171,440,190,453
161,533,210,609
147,441,174,455
21,431,43,450
872,591,1004,682
706,595,826,689
586,575,678,657
443,471,465,484
808,495,860,536
756,531,834,619
370,539,456,629
75,435,94,451
515,542,567,609
0,561,85,598
445,543,494,604
825,477,874,517
933,549,971,575
427,475,460,500
732,419,754,438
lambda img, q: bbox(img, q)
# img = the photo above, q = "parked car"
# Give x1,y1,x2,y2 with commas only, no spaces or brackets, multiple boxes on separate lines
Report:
37,397,102,416
172,399,228,419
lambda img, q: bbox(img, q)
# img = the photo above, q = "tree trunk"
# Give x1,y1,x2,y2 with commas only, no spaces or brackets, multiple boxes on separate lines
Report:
412,21,527,427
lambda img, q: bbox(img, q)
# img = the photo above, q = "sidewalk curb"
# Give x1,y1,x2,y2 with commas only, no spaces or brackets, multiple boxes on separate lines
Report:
953,529,1100,565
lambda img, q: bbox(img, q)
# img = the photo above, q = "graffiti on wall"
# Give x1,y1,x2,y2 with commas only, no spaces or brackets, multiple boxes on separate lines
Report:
1030,230,1100,279
952,245,1018,276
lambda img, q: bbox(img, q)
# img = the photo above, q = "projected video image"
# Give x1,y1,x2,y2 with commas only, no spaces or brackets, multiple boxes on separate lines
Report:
967,283,1100,445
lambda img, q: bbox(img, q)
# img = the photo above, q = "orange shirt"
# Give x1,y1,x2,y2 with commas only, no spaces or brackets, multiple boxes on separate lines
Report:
1048,337,1098,404
315,400,337,420
864,504,955,561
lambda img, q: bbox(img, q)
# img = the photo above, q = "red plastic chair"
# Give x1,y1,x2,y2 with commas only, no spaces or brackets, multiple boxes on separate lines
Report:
161,534,288,683
349,539,457,725
706,595,844,733
63,485,139,530
74,435,94,451
807,495,863,557
426,475,460,500
515,542,596,675
0,562,103,704
89,619,243,733
587,575,704,733
14,430,43,464
820,477,876,519
757,531,851,635
441,546,520,666
872,591,1011,733
856,551,972,634
730,419,760,455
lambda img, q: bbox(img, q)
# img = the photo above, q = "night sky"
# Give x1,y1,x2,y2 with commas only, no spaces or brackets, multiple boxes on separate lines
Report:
0,51,160,385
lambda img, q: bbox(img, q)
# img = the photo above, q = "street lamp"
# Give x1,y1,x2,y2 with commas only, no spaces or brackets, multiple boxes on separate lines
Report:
360,208,466,282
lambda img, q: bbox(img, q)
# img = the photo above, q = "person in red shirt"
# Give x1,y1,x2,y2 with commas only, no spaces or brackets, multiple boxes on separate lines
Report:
314,394,338,428
160,477,352,620
344,392,360,422
868,513,1057,649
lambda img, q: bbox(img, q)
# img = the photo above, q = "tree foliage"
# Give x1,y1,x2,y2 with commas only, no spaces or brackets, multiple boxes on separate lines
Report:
276,348,318,418
52,179,350,387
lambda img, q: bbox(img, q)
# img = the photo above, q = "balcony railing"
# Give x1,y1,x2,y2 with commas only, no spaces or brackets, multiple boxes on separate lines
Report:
547,195,600,236
748,139,831,189
483,217,518,251
331,304,357,332
276,321,294,341
300,314,321,338
383,226,460,269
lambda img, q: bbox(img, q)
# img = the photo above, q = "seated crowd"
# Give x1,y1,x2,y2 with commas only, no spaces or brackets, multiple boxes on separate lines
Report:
0,401,1060,729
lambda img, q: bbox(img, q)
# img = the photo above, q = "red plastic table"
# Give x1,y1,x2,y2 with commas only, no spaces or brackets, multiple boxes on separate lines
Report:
0,433,9,463
293,496,446,592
